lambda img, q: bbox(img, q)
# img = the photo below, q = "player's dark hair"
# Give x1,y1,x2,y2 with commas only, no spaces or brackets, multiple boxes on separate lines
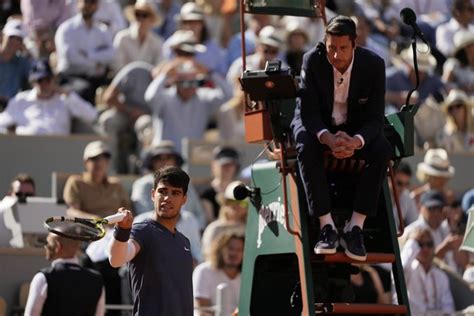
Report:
325,15,357,45
153,166,190,194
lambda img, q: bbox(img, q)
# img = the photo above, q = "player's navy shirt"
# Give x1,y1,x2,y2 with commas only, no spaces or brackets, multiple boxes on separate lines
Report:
129,219,193,315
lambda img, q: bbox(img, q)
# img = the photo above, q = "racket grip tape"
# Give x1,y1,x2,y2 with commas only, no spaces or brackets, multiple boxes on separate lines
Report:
104,213,126,224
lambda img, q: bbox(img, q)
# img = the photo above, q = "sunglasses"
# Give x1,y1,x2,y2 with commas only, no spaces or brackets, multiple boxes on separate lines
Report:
417,240,434,249
226,199,249,208
427,205,444,213
135,11,151,19
84,0,98,4
264,48,279,55
448,103,465,114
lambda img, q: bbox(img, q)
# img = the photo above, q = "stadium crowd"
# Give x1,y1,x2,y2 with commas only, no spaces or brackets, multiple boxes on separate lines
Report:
0,0,474,315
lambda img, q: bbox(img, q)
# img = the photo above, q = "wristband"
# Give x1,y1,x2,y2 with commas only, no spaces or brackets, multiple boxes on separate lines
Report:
114,226,131,242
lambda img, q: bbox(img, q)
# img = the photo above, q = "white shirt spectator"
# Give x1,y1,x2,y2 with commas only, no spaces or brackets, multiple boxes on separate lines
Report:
193,261,241,312
0,89,97,135
401,238,455,315
403,216,456,270
144,72,231,150
113,24,163,73
436,18,474,57
93,0,127,36
24,257,106,316
55,14,114,77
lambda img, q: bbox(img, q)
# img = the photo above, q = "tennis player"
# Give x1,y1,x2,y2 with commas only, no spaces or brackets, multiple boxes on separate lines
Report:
108,166,193,315
24,230,105,316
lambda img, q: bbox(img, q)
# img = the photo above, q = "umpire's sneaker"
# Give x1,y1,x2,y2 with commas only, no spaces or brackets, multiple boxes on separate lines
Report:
314,224,339,254
340,226,367,261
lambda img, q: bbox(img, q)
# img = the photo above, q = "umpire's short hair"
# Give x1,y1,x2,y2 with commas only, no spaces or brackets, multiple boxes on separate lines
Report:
153,166,190,195
325,15,357,44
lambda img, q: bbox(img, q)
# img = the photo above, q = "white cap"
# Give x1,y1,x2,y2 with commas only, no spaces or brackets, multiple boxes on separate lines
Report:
2,19,26,39
83,141,111,161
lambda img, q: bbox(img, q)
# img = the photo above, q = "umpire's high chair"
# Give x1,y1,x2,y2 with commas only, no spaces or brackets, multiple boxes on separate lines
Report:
236,51,415,316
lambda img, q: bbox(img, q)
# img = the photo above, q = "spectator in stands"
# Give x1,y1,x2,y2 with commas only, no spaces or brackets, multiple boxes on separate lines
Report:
0,19,30,110
98,61,154,173
353,14,391,66
54,0,114,105
442,30,474,95
226,25,286,85
24,230,105,316
109,166,194,316
392,162,418,226
201,146,240,222
162,2,226,76
284,19,310,76
6,173,35,202
436,0,474,58
410,148,456,208
154,0,180,40
386,44,444,110
225,13,272,71
131,140,207,230
113,0,163,73
63,140,130,311
401,228,455,314
435,89,474,152
144,50,231,150
462,188,474,213
20,0,74,36
193,231,244,316
64,140,131,218
355,0,400,45
216,78,245,141
201,181,247,256
445,199,466,234
0,59,97,135
350,264,390,304
93,0,126,36
403,190,463,273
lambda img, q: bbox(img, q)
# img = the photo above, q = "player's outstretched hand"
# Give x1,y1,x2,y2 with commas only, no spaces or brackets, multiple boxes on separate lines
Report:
116,207,133,229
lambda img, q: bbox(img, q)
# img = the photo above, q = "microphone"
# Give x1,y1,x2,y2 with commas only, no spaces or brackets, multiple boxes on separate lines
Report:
233,184,260,200
337,78,343,85
400,7,429,44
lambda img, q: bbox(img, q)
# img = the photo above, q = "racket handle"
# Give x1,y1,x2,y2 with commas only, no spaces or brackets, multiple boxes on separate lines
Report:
104,213,126,224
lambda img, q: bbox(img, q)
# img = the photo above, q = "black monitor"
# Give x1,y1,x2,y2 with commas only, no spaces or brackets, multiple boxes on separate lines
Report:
239,61,297,101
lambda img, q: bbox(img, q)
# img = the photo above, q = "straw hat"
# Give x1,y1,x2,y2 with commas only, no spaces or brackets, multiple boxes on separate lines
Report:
453,30,474,56
175,2,205,22
257,25,285,48
285,20,309,40
442,89,470,113
124,0,162,27
399,43,437,74
417,148,455,179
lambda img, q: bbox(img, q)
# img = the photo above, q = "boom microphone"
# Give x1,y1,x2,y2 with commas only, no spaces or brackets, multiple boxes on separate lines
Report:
400,7,429,44
233,184,260,200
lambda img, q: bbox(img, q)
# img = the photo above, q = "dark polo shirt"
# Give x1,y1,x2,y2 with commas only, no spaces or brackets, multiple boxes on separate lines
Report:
129,219,193,316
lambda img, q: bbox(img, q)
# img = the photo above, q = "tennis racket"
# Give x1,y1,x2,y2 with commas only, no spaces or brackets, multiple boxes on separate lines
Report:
44,213,126,241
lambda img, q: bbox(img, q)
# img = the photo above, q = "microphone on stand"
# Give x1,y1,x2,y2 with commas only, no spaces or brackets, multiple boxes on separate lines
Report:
399,7,429,45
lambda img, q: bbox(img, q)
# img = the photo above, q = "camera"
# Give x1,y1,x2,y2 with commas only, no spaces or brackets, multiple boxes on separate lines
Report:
176,75,208,89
